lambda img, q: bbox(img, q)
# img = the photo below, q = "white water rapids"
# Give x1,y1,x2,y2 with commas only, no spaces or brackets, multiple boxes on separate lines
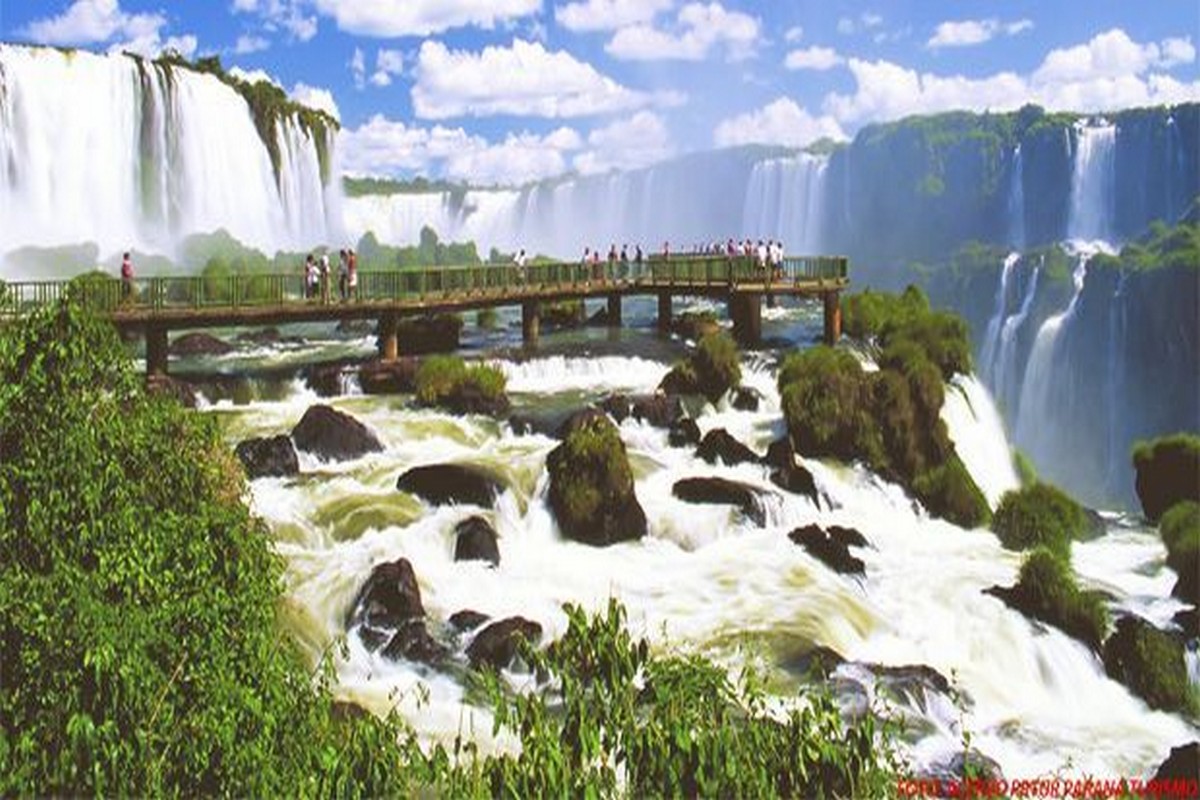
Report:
207,321,1195,781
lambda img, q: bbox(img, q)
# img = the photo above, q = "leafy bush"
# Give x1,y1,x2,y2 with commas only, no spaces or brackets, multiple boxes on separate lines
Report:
844,286,972,380
414,355,507,411
1013,450,1038,487
1159,501,1199,604
475,308,499,330
1011,549,1108,650
1103,617,1193,714
991,483,1088,560
659,331,742,403
546,412,645,546
1133,433,1200,523
913,454,991,529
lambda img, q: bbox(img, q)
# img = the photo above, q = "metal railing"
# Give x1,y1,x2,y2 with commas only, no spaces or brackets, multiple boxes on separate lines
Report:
0,254,848,319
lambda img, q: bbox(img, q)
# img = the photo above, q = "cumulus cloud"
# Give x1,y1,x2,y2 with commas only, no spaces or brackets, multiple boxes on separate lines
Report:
606,2,760,62
21,0,198,58
556,0,673,32
714,97,846,149
573,111,674,174
291,82,340,121
311,0,539,37
927,18,1033,49
229,66,279,86
229,0,316,41
234,34,270,54
447,128,584,185
784,46,842,71
412,38,670,119
370,48,404,87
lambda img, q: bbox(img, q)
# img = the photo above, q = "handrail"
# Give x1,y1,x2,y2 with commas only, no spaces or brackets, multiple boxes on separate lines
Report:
0,254,848,319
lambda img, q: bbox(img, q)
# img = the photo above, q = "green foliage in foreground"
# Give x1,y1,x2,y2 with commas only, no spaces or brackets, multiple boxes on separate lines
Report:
1012,549,1109,650
414,354,507,407
779,295,989,529
991,483,1089,560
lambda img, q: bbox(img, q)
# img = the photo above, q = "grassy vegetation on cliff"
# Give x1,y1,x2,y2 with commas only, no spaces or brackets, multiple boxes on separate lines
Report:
991,483,1089,560
1159,500,1199,603
781,287,989,527
414,355,506,409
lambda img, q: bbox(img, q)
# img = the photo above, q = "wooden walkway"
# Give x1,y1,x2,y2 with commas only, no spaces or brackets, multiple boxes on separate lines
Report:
0,254,849,374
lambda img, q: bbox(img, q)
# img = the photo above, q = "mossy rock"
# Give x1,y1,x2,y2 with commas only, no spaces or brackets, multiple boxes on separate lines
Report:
1133,434,1200,523
913,455,991,529
547,411,647,546
1160,501,1199,605
414,355,509,416
657,331,741,403
987,548,1108,650
395,314,463,356
991,483,1088,560
1103,616,1192,713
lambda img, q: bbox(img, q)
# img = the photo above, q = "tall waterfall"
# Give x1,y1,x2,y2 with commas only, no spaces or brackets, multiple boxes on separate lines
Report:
0,44,342,267
1007,146,1025,249
1067,122,1117,243
741,155,827,252
991,259,1040,415
978,252,1020,386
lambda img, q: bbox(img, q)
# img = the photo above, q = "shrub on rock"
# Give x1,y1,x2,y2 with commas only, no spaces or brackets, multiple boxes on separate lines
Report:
1133,433,1200,523
415,354,509,415
547,411,646,546
1159,501,1199,605
911,455,990,529
988,548,1107,650
991,483,1087,559
658,331,741,403
1103,616,1192,713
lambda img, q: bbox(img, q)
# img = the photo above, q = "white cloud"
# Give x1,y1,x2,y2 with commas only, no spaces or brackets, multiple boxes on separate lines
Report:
229,66,280,87
1034,28,1194,83
928,18,1033,49
230,0,317,41
412,38,667,119
1160,37,1196,68
447,128,583,184
350,47,366,90
291,82,341,122
234,34,270,54
311,0,540,37
784,46,842,71
371,48,404,87
22,0,163,44
574,111,674,174
714,97,845,149
784,26,803,43
606,2,760,62
556,0,673,32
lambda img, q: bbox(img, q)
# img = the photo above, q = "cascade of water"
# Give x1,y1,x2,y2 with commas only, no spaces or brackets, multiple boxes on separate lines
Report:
941,375,1019,507
1067,122,1117,244
979,253,1020,386
992,259,1041,414
1014,251,1091,462
1104,272,1129,495
1007,145,1025,249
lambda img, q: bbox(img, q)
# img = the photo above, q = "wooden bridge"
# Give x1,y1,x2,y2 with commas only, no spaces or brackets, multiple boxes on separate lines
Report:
0,254,848,375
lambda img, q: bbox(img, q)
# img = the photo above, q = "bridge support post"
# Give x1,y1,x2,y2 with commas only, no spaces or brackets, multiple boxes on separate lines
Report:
378,311,400,361
656,292,671,333
730,293,761,346
823,290,842,346
522,301,540,344
145,324,169,377
606,293,622,327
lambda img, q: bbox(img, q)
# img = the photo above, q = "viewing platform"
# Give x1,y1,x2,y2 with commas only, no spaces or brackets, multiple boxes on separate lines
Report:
0,254,849,375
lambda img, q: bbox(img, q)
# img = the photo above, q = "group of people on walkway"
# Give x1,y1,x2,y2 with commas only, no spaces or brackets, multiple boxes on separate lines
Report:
305,248,358,302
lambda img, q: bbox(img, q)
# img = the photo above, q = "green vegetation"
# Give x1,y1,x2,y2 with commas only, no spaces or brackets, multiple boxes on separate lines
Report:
475,307,500,330
660,331,742,403
1103,617,1194,714
541,300,586,328
1159,501,1199,603
546,412,641,544
1101,216,1200,273
991,483,1089,560
344,175,468,202
356,227,480,270
414,355,507,410
1010,549,1108,650
1132,433,1200,522
781,288,989,527
1013,450,1038,487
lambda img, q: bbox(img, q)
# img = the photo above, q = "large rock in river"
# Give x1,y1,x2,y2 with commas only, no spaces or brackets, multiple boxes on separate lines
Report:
170,331,234,356
291,405,384,462
397,463,506,507
1102,615,1191,713
763,437,820,505
1133,434,1200,523
345,557,425,631
788,524,865,576
454,516,500,566
466,616,543,670
672,477,770,526
547,410,647,546
696,428,759,466
235,435,299,479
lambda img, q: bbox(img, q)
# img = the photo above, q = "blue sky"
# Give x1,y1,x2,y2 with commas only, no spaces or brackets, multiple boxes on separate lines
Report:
3,0,1198,185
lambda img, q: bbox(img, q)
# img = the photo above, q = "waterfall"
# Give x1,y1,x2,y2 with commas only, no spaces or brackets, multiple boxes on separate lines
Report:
1007,146,1025,249
992,259,1040,415
1104,272,1129,495
979,252,1020,386
741,155,827,252
0,45,341,267
1013,251,1091,463
941,374,1019,507
1066,122,1117,244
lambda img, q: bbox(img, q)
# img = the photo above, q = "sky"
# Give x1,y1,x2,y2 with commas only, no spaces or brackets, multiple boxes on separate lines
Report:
2,0,1199,186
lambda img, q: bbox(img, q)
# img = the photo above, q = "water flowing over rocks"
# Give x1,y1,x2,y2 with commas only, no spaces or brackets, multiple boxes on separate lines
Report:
358,358,419,395
668,417,702,448
235,435,299,479
672,477,772,526
170,332,234,357
448,610,490,632
396,463,506,508
291,404,384,462
466,617,543,671
787,524,866,576
345,557,425,632
696,428,759,466
453,516,500,566
762,437,820,505
600,392,683,429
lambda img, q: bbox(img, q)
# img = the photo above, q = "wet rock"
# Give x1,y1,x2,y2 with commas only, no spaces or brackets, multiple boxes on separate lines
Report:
345,557,425,631
397,464,506,508
1102,615,1191,712
454,516,500,566
673,477,769,525
235,435,299,479
600,393,633,423
302,362,351,398
872,663,953,698
788,524,865,576
509,407,579,438
696,428,758,466
467,616,543,670
359,358,419,395
235,327,304,346
763,437,820,504
924,749,1005,785
449,610,491,631
1152,742,1199,785
145,374,198,408
828,525,871,549
291,404,384,462
731,386,762,411
381,620,449,666
1172,607,1198,640
395,314,462,356
668,417,701,448
785,644,845,680
170,331,234,356
630,393,683,428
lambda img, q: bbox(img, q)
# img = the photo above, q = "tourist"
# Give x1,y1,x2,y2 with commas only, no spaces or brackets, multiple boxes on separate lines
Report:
347,248,358,300
304,255,317,299
634,244,643,269
662,240,670,260
620,244,629,279
319,252,330,303
120,251,133,303
337,249,349,301
514,248,527,283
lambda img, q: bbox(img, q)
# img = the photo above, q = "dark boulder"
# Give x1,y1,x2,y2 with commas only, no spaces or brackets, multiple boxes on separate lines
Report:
630,393,683,428
1173,607,1198,640
443,381,510,417
449,609,491,631
302,362,352,397
668,417,701,448
673,477,770,525
828,525,871,549
359,358,419,395
395,314,463,356
381,620,449,666
872,663,953,698
235,435,299,479
170,331,234,356
672,311,721,341
696,428,759,466
788,524,865,576
924,750,1004,786
548,410,647,546
509,407,579,438
466,616,543,670
145,374,198,408
1133,435,1200,523
291,405,384,462
1102,615,1191,712
1152,742,1199,785
345,557,425,631
600,393,632,423
763,437,820,504
732,386,762,411
397,464,506,508
235,327,303,346
454,516,500,566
